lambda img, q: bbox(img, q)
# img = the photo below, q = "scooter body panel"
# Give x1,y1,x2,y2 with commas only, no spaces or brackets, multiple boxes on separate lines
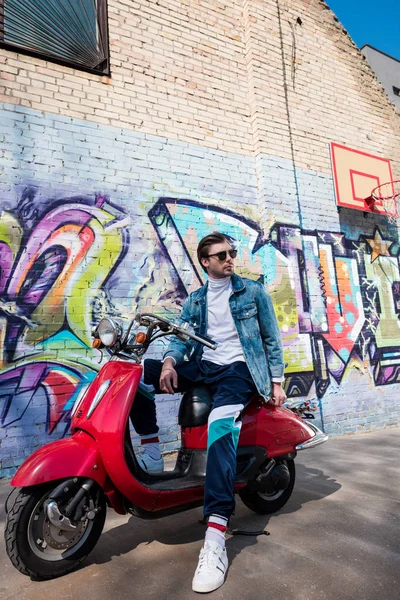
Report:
241,402,316,456
71,360,161,511
11,430,107,488
181,397,316,454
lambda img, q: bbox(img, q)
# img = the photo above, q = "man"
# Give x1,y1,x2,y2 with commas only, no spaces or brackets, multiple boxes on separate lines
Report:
130,232,286,593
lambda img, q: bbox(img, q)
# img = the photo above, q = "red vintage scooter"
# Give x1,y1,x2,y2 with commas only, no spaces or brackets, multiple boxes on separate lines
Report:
4,313,328,580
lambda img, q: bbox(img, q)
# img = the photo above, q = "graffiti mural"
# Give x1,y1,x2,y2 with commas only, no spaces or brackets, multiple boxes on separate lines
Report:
1,190,399,473
0,190,129,442
149,198,400,398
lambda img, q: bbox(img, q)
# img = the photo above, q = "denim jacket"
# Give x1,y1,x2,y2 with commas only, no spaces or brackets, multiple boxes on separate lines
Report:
163,274,284,400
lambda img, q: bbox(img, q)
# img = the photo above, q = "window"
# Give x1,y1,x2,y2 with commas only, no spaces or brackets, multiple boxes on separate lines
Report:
393,86,400,97
0,0,109,75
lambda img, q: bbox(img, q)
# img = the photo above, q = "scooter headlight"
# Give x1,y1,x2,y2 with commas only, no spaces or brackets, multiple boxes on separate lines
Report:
97,318,121,347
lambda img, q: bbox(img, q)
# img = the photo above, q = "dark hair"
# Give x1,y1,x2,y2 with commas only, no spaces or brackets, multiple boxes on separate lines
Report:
197,232,231,272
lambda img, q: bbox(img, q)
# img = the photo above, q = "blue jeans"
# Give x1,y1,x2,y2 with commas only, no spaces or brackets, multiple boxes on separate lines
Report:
130,358,257,519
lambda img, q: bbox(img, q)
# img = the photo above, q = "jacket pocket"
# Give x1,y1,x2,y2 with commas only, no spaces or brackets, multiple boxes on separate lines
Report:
236,302,260,339
236,303,258,320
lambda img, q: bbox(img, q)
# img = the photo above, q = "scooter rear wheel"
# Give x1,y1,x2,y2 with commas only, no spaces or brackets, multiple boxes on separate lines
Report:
239,459,295,514
4,480,106,580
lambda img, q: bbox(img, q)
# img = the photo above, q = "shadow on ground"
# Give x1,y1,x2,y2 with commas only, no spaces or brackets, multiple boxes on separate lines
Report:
78,463,341,570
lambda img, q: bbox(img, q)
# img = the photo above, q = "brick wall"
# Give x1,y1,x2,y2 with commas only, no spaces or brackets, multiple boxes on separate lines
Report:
0,0,399,476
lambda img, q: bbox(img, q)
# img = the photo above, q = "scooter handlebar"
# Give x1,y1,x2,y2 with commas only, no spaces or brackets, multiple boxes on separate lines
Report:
180,329,217,350
135,313,217,350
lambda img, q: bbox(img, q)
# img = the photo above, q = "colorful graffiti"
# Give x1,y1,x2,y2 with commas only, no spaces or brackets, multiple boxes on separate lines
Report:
149,198,400,397
0,190,129,437
1,191,399,467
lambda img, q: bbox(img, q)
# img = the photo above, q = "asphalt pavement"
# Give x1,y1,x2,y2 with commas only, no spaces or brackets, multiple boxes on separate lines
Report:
0,427,399,600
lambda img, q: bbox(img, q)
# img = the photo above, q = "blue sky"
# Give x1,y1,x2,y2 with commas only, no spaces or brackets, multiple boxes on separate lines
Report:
327,0,400,61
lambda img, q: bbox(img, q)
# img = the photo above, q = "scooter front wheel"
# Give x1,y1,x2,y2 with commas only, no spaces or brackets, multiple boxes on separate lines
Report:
239,459,295,514
4,479,106,580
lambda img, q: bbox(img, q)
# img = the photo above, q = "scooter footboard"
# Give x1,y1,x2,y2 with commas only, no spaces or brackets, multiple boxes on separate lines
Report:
11,430,107,488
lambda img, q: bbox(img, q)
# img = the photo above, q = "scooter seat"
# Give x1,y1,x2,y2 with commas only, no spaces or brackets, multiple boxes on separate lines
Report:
178,385,213,427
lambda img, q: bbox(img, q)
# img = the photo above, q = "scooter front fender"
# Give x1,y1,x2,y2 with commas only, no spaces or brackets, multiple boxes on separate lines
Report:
11,430,107,488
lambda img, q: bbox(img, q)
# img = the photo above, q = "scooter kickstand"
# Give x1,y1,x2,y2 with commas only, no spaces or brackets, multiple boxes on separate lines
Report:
229,529,270,537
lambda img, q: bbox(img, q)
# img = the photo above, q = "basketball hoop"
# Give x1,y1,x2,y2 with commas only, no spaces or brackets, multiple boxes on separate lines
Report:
370,180,400,225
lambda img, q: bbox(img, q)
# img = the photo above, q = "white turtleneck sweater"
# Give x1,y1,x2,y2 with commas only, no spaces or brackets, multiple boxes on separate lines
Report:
201,276,245,365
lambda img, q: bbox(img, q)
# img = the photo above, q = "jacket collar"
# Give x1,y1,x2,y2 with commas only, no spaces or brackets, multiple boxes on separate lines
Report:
194,273,245,301
231,273,246,292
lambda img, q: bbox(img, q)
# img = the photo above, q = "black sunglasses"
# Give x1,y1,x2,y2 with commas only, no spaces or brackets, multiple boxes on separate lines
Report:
206,249,237,261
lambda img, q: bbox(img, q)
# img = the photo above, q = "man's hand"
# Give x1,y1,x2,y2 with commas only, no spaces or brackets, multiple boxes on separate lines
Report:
268,382,286,407
159,358,178,394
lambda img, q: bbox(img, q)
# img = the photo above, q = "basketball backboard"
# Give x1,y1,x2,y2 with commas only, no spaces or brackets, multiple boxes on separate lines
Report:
330,142,393,214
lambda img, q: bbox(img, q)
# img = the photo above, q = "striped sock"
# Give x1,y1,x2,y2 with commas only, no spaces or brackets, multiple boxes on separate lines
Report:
205,514,228,549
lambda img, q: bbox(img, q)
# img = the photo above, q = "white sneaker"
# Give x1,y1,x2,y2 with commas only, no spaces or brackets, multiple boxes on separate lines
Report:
192,541,228,593
138,452,163,474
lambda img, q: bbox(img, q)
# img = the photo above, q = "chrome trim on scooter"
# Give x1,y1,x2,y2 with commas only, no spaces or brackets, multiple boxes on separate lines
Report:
86,379,111,418
71,383,90,416
45,501,77,531
296,422,329,450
